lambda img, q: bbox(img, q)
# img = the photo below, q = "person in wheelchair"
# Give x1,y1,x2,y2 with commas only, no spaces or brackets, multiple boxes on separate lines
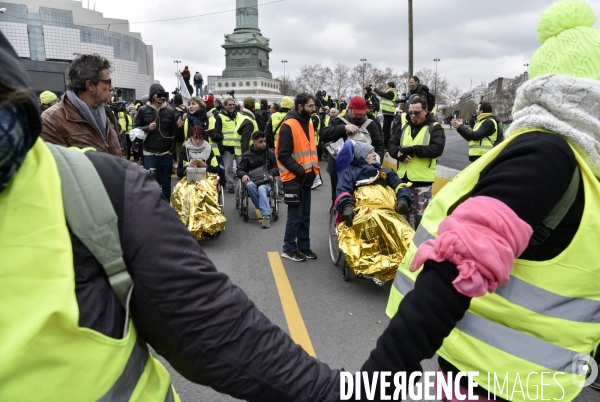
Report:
334,140,415,283
237,131,279,228
172,126,226,239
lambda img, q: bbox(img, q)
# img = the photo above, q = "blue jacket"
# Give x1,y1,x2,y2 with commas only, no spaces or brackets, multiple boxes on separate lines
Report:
335,159,412,212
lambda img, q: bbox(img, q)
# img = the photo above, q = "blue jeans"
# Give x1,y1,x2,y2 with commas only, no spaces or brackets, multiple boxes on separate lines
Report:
195,84,203,97
283,185,312,252
246,181,272,216
144,154,173,200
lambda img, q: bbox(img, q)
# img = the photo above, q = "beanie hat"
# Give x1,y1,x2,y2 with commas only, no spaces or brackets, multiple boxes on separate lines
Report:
39,90,58,105
243,96,255,108
281,96,294,109
149,83,165,101
353,141,374,161
529,0,600,80
203,94,214,105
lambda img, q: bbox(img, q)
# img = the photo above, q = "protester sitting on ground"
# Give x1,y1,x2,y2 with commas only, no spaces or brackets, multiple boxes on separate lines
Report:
237,131,279,229
334,140,413,283
39,90,59,113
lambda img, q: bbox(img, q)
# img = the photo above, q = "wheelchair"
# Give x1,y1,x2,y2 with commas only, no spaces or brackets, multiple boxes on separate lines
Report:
328,206,351,281
237,179,280,222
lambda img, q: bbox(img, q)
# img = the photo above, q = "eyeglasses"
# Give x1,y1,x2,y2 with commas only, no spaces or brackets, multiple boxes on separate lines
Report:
408,110,424,116
97,79,112,85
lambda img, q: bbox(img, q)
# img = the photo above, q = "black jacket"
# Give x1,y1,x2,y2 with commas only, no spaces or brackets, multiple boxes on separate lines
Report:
388,114,445,186
239,109,257,154
254,108,267,133
362,132,583,400
320,115,385,176
173,104,187,143
236,145,279,179
133,103,177,154
277,110,317,185
408,83,429,101
72,152,340,401
176,143,220,178
363,89,380,112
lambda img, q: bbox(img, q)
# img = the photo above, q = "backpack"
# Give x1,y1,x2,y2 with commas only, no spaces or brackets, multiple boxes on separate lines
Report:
487,116,504,146
425,91,436,112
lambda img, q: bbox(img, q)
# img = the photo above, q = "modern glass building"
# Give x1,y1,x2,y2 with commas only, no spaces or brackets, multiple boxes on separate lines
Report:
0,0,154,101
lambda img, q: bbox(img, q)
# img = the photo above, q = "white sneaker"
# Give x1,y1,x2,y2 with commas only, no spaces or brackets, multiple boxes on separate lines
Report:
311,178,322,190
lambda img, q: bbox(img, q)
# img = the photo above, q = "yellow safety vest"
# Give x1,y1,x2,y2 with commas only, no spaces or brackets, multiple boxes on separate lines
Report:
0,139,178,401
387,130,600,402
311,113,322,145
380,88,398,114
324,115,331,127
236,113,259,147
184,115,221,157
118,111,132,134
220,111,243,156
396,122,440,183
469,113,498,157
271,111,286,149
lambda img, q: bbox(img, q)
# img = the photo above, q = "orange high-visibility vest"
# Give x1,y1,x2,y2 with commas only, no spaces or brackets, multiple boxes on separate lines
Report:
276,118,320,182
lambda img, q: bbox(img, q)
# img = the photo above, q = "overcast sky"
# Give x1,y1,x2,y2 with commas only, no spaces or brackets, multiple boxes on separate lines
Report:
94,0,600,94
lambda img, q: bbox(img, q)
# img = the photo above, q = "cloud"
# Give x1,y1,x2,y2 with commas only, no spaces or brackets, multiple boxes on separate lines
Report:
95,0,600,94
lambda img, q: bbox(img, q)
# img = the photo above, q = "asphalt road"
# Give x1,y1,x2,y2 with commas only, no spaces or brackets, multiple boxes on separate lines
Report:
159,147,598,401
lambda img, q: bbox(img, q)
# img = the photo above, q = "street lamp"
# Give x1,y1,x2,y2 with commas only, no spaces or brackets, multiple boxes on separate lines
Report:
281,60,288,95
360,58,367,88
174,60,181,90
433,58,441,104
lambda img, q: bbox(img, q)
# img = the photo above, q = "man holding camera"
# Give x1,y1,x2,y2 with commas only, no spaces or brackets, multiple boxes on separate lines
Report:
40,54,122,157
133,83,177,200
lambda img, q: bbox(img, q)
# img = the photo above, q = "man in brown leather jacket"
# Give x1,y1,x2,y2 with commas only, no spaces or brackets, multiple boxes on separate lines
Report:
40,54,122,157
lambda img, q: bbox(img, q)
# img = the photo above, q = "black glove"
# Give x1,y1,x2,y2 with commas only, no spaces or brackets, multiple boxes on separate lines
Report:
395,198,409,215
341,204,355,227
398,146,413,162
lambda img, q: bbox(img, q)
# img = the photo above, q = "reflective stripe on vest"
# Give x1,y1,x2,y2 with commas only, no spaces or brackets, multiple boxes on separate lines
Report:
380,88,398,113
387,130,600,401
221,112,242,155
275,118,320,181
396,122,438,182
469,114,497,157
0,139,178,401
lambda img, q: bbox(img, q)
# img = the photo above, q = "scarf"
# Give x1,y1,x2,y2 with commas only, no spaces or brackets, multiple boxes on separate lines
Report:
507,74,600,179
66,91,106,140
0,104,31,193
184,138,212,162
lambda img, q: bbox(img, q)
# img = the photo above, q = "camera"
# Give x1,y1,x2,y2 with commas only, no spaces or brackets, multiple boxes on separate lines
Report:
226,90,235,98
171,88,180,95
156,92,170,100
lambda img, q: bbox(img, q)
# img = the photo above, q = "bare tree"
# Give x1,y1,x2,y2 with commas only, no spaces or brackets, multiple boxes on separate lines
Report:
275,75,300,97
350,62,377,93
327,63,352,99
295,64,331,95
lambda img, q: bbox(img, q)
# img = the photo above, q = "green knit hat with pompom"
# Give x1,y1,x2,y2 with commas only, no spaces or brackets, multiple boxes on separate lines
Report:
529,0,600,80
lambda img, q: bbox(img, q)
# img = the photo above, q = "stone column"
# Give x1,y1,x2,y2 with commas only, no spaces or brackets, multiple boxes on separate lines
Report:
235,0,260,32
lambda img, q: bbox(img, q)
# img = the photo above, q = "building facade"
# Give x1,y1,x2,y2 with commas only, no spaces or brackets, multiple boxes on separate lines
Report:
0,0,154,101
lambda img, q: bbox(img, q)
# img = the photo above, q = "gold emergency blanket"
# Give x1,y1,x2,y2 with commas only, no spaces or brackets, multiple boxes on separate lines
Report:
170,174,226,240
338,184,415,283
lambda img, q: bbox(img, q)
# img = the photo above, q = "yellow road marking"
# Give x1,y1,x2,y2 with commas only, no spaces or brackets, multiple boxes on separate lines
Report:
267,252,316,357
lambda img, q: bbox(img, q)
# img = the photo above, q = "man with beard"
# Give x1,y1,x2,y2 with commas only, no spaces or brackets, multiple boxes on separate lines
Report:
276,93,320,262
320,96,385,203
388,96,445,229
